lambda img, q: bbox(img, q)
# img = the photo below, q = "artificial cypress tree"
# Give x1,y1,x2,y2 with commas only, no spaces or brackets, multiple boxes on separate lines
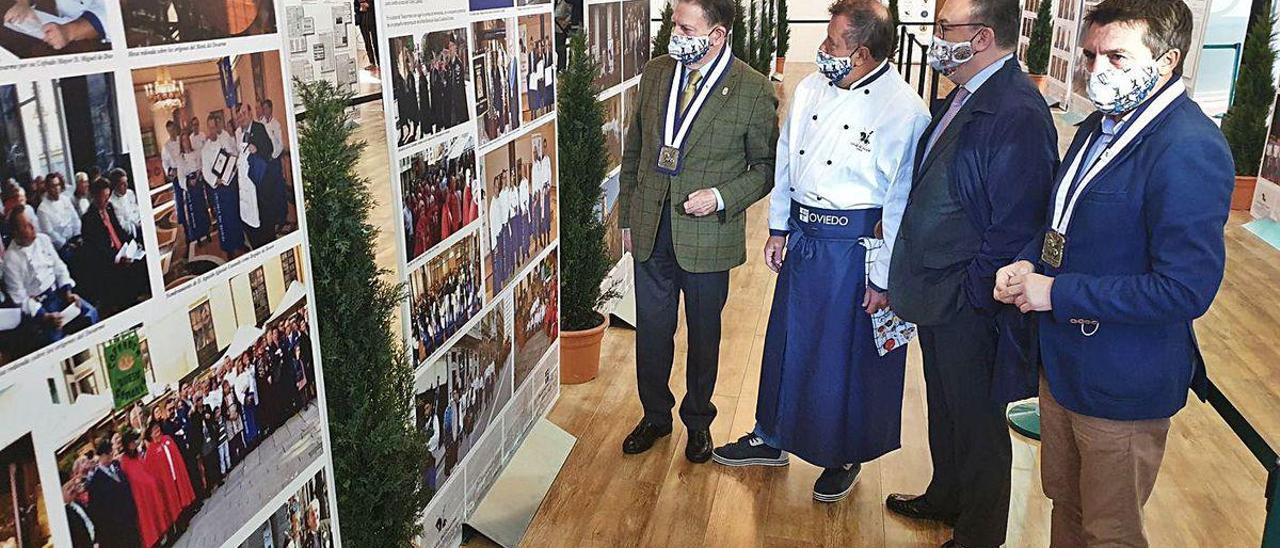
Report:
747,0,758,69
775,0,790,62
559,32,614,331
755,0,775,74
888,0,899,27
1222,0,1278,176
1025,0,1053,75
297,80,430,546
652,1,674,59
732,0,748,61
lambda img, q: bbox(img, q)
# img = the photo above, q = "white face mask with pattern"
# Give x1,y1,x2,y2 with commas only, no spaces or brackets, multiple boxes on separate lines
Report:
1085,60,1161,115
668,32,714,65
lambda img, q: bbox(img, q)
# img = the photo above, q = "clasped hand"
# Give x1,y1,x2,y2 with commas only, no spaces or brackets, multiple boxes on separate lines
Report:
994,260,1054,313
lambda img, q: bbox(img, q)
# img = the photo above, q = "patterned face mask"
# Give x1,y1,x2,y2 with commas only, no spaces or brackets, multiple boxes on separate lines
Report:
668,32,714,65
816,49,853,84
1086,61,1160,115
927,34,976,76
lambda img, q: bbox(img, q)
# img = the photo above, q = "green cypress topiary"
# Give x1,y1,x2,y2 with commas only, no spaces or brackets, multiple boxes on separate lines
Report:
653,1,675,59
776,0,790,60
733,0,748,61
1222,0,1278,176
296,80,430,546
559,32,614,331
756,0,775,74
1026,0,1052,75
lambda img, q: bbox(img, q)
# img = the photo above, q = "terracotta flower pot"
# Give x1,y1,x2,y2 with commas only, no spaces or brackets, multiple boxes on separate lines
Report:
775,56,786,74
1234,175,1258,211
560,313,609,385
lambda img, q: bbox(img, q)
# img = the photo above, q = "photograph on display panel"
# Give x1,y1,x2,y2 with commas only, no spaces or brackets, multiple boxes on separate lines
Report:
237,468,334,548
51,246,325,548
120,0,277,48
0,0,111,60
621,0,650,81
390,28,472,149
400,131,481,265
0,434,51,547
517,13,555,124
473,18,521,147
513,248,556,390
414,294,512,504
588,2,622,91
481,122,557,297
282,0,377,110
133,50,299,292
409,231,484,365
601,93,622,173
600,173,622,263
1259,93,1280,184
0,72,151,370
469,0,512,13
416,476,463,548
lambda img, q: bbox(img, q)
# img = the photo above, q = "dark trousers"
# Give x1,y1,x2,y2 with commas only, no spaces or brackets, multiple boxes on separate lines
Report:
919,306,1011,548
360,22,379,67
634,205,729,430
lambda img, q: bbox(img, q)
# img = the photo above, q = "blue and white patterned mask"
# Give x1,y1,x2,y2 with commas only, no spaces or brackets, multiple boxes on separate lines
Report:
1086,61,1160,115
668,33,713,65
816,49,853,84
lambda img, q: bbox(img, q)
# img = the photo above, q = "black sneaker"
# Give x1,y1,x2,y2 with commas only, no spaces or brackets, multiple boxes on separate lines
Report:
711,433,789,467
813,463,861,503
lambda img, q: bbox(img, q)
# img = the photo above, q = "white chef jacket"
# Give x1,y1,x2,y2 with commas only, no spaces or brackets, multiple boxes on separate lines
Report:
769,62,930,289
264,117,285,160
201,138,226,186
235,128,261,228
3,233,74,316
161,140,181,179
518,178,530,214
109,189,142,239
488,193,504,246
191,133,207,155
36,194,81,249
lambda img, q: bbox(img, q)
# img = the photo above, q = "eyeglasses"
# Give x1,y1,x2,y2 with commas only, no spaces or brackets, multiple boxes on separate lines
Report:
936,21,988,34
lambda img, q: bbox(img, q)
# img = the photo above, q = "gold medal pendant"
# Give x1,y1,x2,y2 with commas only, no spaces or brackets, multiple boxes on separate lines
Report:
656,145,681,174
1041,230,1066,269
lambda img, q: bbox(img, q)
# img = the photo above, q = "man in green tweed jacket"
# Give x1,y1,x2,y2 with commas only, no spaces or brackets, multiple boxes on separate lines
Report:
618,0,778,463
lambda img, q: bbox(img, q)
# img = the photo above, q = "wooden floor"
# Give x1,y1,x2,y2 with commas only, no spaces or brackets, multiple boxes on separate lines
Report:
518,66,1280,547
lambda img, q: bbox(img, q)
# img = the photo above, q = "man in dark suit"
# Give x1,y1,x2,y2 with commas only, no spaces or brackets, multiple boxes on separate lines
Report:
885,0,1058,545
237,103,277,247
354,0,378,71
618,0,777,463
80,178,147,312
85,439,141,548
63,479,94,548
995,0,1233,544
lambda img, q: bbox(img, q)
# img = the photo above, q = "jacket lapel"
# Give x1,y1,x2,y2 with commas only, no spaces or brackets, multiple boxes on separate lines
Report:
917,106,974,177
913,90,957,175
682,61,741,153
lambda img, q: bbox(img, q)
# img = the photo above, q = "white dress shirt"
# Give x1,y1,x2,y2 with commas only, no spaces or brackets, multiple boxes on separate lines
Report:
36,194,81,249
769,62,931,289
161,140,182,178
3,233,75,316
264,117,285,160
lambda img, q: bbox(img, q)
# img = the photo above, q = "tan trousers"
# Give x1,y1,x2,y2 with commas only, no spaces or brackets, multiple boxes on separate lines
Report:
1039,377,1171,547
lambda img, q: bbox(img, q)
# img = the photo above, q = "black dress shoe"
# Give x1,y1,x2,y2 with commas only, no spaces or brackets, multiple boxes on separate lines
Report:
685,428,713,463
885,493,958,526
622,419,672,455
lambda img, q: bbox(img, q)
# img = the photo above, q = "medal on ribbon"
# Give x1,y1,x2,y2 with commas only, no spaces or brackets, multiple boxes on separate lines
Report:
655,43,733,176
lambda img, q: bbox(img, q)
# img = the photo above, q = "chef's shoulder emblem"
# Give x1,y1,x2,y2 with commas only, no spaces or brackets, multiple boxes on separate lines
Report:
852,129,874,152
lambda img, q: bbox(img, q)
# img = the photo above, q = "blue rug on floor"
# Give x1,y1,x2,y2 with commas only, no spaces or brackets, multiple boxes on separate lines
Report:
1244,219,1280,251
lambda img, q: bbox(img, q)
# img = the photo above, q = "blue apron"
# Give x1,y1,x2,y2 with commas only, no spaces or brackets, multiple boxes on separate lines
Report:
755,202,908,468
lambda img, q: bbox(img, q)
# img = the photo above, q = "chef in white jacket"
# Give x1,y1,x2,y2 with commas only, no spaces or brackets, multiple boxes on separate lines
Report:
711,0,932,504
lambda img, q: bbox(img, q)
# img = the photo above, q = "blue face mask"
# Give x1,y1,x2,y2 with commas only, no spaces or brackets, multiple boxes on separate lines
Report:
816,49,853,84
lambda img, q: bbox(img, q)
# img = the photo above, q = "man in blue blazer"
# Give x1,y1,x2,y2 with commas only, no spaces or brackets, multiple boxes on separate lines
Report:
995,0,1233,544
886,0,1058,545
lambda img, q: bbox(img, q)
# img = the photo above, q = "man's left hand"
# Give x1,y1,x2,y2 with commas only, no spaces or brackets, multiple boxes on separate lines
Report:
683,189,718,217
41,23,69,49
1006,272,1054,313
863,287,889,314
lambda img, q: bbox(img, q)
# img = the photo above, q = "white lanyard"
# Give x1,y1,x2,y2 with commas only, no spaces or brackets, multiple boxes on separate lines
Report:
1050,79,1184,234
662,44,732,149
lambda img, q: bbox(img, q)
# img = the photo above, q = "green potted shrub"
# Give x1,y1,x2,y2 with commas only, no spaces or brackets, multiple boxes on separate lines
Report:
652,1,674,59
776,0,790,73
1025,0,1053,93
733,0,748,61
1222,0,1277,210
297,80,430,546
559,32,615,384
